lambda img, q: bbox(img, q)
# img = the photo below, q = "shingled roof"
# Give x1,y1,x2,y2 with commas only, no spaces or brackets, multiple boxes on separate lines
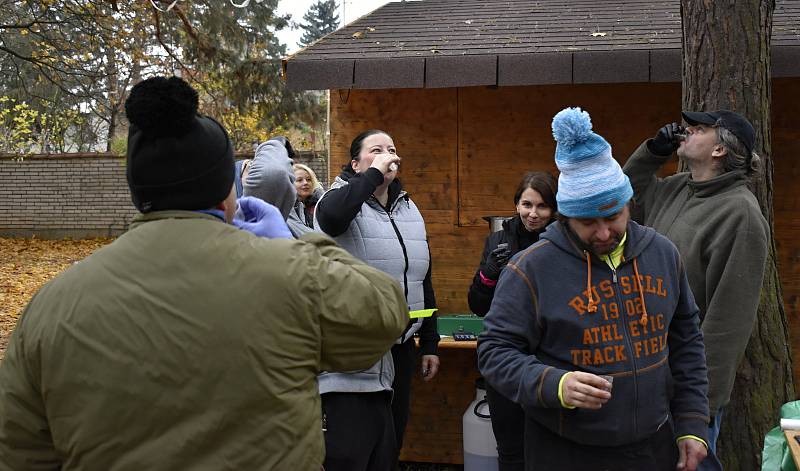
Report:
283,0,800,90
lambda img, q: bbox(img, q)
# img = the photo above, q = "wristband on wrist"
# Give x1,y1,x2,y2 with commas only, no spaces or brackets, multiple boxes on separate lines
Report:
676,435,708,449
558,372,576,409
479,271,497,287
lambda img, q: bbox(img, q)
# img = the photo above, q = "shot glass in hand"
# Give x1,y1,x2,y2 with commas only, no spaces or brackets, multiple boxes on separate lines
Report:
674,124,688,142
600,375,614,392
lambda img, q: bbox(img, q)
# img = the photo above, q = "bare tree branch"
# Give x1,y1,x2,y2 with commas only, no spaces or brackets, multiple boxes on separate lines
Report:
0,20,66,29
0,45,99,80
150,5,194,80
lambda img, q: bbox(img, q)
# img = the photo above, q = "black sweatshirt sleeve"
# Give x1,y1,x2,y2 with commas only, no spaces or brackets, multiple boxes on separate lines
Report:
316,168,384,237
467,232,500,316
418,245,440,356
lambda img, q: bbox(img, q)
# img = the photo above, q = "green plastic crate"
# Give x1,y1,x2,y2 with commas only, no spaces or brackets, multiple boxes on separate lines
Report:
437,314,484,336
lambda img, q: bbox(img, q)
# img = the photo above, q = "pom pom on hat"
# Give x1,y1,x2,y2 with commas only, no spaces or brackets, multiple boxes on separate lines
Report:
552,106,632,218
552,107,593,150
125,76,199,138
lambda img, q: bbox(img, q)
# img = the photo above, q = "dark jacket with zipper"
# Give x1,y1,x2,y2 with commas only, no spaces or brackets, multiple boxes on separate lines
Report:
468,216,549,316
298,187,324,228
478,220,709,447
315,167,439,394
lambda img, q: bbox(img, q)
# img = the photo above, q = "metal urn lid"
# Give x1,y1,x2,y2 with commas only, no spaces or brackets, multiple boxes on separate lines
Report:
482,215,512,233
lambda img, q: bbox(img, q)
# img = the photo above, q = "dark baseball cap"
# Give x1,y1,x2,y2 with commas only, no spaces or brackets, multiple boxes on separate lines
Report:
682,110,755,155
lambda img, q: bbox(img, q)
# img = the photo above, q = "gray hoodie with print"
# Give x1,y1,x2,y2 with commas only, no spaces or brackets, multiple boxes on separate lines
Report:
478,220,709,447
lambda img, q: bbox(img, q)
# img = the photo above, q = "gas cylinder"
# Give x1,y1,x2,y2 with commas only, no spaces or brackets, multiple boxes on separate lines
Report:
462,377,499,471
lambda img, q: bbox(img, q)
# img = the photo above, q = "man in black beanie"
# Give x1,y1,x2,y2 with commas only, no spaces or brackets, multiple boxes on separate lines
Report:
124,75,237,215
0,76,409,470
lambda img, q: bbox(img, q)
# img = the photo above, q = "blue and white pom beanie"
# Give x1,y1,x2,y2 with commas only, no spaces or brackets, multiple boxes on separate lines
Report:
552,107,633,218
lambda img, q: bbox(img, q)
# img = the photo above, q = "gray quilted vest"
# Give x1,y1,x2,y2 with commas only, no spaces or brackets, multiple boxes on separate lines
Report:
316,176,430,394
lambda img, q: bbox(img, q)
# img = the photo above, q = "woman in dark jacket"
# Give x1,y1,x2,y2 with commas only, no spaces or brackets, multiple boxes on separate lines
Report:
293,163,323,228
315,129,440,471
468,171,557,471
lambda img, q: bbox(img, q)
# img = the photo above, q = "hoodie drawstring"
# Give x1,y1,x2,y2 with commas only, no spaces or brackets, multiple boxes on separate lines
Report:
585,251,648,325
584,251,598,313
632,258,649,326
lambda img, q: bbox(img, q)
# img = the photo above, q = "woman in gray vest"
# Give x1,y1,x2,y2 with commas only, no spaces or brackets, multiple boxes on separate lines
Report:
315,129,440,471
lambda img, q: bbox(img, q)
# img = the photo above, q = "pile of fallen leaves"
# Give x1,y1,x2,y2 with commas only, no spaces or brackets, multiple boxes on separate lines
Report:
0,237,111,360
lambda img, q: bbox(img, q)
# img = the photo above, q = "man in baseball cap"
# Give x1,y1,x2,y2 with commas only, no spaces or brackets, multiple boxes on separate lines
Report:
681,110,755,156
623,110,768,471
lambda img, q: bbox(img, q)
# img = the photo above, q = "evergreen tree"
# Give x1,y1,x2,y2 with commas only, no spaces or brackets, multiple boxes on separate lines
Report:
298,0,339,48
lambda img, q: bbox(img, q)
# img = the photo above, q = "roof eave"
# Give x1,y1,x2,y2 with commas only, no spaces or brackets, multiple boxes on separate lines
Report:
285,45,800,91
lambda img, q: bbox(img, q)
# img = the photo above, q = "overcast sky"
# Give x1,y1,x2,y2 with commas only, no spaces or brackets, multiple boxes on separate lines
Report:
276,0,392,54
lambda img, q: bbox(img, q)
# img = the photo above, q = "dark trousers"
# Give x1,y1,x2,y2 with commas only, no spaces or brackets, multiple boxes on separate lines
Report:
321,391,396,471
486,384,525,471
524,417,678,471
391,339,416,453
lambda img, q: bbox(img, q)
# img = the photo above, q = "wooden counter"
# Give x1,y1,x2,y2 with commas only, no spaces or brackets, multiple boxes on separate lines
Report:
400,338,480,464
432,338,478,350
786,430,800,469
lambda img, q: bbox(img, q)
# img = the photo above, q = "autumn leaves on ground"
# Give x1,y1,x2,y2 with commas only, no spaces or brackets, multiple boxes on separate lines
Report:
0,238,110,359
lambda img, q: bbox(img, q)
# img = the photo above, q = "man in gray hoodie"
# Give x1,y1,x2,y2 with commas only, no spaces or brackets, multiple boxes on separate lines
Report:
623,110,769,471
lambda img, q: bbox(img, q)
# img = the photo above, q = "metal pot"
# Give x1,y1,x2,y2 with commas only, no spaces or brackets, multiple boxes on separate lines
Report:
482,215,513,233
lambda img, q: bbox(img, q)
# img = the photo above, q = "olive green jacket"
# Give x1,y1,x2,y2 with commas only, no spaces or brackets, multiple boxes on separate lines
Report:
0,211,408,471
624,142,769,412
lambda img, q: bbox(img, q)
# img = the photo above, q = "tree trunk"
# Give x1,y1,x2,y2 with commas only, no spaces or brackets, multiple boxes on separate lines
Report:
680,1,793,470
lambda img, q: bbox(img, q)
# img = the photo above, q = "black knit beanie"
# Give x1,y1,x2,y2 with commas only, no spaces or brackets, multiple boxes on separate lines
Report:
125,76,235,213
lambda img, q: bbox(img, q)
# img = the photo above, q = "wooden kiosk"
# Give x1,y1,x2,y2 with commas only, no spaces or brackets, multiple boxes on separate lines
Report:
283,0,800,464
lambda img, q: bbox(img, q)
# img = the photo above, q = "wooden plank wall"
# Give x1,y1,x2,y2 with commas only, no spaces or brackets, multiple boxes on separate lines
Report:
329,83,684,317
329,88,466,310
329,81,800,463
399,344,479,463
772,78,800,391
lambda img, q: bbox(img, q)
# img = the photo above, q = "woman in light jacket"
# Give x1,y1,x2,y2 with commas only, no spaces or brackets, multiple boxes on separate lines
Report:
315,129,440,471
467,171,557,471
